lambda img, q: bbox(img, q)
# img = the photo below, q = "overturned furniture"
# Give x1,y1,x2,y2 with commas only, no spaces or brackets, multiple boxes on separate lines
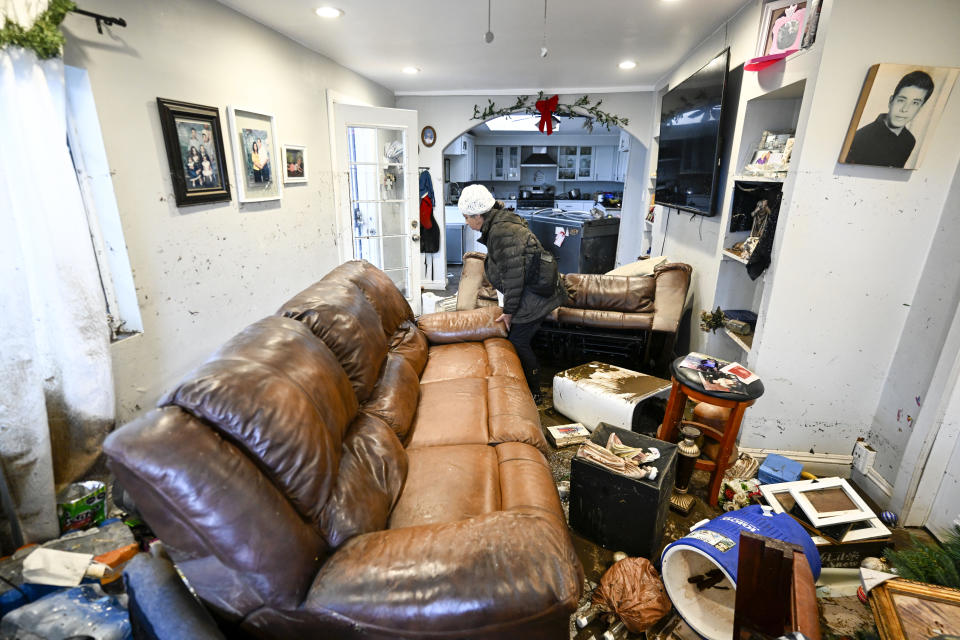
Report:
454,254,692,374
104,260,583,639
537,264,692,374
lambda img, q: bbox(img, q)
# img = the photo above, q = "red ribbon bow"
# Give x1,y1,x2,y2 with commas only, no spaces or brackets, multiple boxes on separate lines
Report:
535,94,559,135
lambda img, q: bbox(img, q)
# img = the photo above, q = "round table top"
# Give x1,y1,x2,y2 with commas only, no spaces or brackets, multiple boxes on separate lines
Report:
670,356,765,401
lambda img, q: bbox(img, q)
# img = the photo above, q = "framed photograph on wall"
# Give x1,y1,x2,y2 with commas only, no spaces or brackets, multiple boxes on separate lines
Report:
839,63,960,170
282,144,307,184
755,1,808,58
227,106,282,203
156,98,231,207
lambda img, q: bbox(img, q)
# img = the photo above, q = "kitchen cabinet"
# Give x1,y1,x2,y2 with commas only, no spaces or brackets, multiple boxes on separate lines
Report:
594,146,616,181
446,137,476,183
447,134,474,156
499,146,520,180
557,146,595,181
475,145,495,181
618,130,631,152
614,146,630,182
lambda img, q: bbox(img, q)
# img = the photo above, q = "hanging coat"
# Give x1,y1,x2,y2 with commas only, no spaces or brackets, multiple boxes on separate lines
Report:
419,170,440,253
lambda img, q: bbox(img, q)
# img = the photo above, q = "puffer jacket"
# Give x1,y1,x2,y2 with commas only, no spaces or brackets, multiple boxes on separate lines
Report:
479,208,566,324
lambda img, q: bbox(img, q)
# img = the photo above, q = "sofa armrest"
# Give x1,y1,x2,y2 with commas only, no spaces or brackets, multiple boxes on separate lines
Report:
305,508,582,635
651,262,692,333
417,306,508,344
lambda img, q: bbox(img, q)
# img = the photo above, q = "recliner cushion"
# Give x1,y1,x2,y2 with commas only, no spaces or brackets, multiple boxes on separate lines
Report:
419,342,489,383
160,317,356,523
362,353,420,440
318,413,408,549
563,273,656,313
276,280,388,403
322,260,413,337
405,378,489,449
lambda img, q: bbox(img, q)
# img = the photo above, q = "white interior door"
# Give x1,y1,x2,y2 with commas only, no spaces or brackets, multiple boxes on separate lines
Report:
333,102,421,314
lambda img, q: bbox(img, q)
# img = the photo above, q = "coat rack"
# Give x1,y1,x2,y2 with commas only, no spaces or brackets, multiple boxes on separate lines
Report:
72,7,127,34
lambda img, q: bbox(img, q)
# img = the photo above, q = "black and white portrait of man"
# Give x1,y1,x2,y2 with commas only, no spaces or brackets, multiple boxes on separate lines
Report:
840,63,959,170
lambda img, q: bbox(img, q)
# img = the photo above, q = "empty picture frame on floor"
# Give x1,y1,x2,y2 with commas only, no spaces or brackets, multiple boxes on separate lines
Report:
156,98,231,207
839,63,959,170
227,106,282,202
870,578,960,640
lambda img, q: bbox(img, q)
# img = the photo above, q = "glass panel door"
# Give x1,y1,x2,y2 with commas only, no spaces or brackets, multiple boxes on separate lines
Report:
333,102,420,313
346,125,408,296
557,146,577,180
494,146,505,179
578,146,593,179
507,146,520,180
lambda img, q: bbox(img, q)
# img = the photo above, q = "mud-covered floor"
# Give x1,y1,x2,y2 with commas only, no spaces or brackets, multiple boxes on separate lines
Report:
534,380,881,640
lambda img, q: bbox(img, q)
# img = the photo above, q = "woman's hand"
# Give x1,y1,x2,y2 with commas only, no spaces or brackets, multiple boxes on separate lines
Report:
495,313,512,331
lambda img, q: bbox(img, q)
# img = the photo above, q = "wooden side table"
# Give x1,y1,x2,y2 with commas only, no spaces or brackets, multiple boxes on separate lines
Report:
656,356,765,506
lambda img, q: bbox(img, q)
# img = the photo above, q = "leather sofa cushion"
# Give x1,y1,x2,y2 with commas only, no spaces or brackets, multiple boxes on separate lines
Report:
318,413,408,549
487,376,549,455
417,306,508,344
305,508,582,637
322,260,413,337
419,342,489,383
276,280,387,403
405,378,489,449
496,443,564,522
483,337,527,381
103,407,327,614
388,444,499,529
547,307,654,330
160,317,356,522
362,353,419,440
563,273,655,313
388,320,427,377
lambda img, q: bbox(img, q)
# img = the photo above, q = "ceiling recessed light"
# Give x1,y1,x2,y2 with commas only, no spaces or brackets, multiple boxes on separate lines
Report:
315,7,343,18
618,60,637,70
402,66,420,75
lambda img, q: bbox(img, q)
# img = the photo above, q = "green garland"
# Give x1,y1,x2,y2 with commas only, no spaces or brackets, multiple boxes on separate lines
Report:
471,91,629,133
0,0,76,60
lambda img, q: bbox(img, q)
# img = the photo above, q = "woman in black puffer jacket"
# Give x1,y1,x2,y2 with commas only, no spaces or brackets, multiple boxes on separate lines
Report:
459,185,566,403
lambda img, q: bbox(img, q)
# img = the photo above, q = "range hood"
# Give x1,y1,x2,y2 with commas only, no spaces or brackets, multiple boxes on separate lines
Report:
521,147,556,166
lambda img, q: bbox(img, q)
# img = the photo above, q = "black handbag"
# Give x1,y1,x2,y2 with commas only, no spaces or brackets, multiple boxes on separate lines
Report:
527,251,558,296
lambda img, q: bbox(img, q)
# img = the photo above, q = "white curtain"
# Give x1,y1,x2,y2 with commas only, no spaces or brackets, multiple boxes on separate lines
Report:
0,46,116,542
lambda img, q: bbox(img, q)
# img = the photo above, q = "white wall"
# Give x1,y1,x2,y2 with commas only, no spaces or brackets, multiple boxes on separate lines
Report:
62,0,394,422
395,92,656,282
743,0,960,455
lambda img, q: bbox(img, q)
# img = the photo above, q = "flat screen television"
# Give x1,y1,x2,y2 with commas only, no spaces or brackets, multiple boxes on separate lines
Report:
655,49,730,216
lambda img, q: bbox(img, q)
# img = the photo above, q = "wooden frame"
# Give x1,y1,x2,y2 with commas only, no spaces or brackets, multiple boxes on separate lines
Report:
156,98,231,207
281,144,307,184
227,106,282,203
420,125,436,148
760,479,891,544
870,578,960,640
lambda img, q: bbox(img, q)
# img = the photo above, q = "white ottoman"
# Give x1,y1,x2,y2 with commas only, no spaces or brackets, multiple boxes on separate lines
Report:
552,362,672,432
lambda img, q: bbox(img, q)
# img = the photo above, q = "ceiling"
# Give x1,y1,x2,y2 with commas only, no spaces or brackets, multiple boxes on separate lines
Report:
217,0,753,95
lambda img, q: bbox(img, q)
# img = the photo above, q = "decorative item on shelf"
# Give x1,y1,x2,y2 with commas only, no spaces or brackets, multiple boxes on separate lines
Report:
420,125,436,147
756,1,809,58
742,130,794,177
800,0,822,48
281,144,306,184
227,105,281,203
157,98,231,207
839,63,960,170
699,307,725,333
471,92,628,133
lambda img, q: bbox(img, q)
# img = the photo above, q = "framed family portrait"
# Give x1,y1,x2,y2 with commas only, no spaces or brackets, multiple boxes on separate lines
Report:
839,63,960,170
227,106,282,203
756,1,808,57
156,98,231,207
282,144,307,184
870,578,960,640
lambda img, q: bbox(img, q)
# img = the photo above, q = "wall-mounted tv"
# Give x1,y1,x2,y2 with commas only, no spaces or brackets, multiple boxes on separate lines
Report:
655,48,730,216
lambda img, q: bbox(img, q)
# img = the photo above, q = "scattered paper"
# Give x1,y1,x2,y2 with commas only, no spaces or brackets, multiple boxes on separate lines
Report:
22,548,94,587
721,362,760,384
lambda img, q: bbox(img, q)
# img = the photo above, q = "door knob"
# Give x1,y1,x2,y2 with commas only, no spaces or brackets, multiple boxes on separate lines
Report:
411,220,419,228
412,234,421,241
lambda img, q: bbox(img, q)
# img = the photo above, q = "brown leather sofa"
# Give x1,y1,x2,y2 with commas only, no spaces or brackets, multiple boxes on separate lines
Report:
103,260,583,639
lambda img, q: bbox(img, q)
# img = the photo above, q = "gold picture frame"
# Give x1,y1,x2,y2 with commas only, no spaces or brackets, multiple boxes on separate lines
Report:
870,578,960,640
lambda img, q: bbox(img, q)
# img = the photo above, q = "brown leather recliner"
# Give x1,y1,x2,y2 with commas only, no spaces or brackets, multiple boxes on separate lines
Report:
103,260,583,639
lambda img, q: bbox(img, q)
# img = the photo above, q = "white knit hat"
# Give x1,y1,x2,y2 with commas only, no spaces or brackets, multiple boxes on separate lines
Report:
458,184,496,216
